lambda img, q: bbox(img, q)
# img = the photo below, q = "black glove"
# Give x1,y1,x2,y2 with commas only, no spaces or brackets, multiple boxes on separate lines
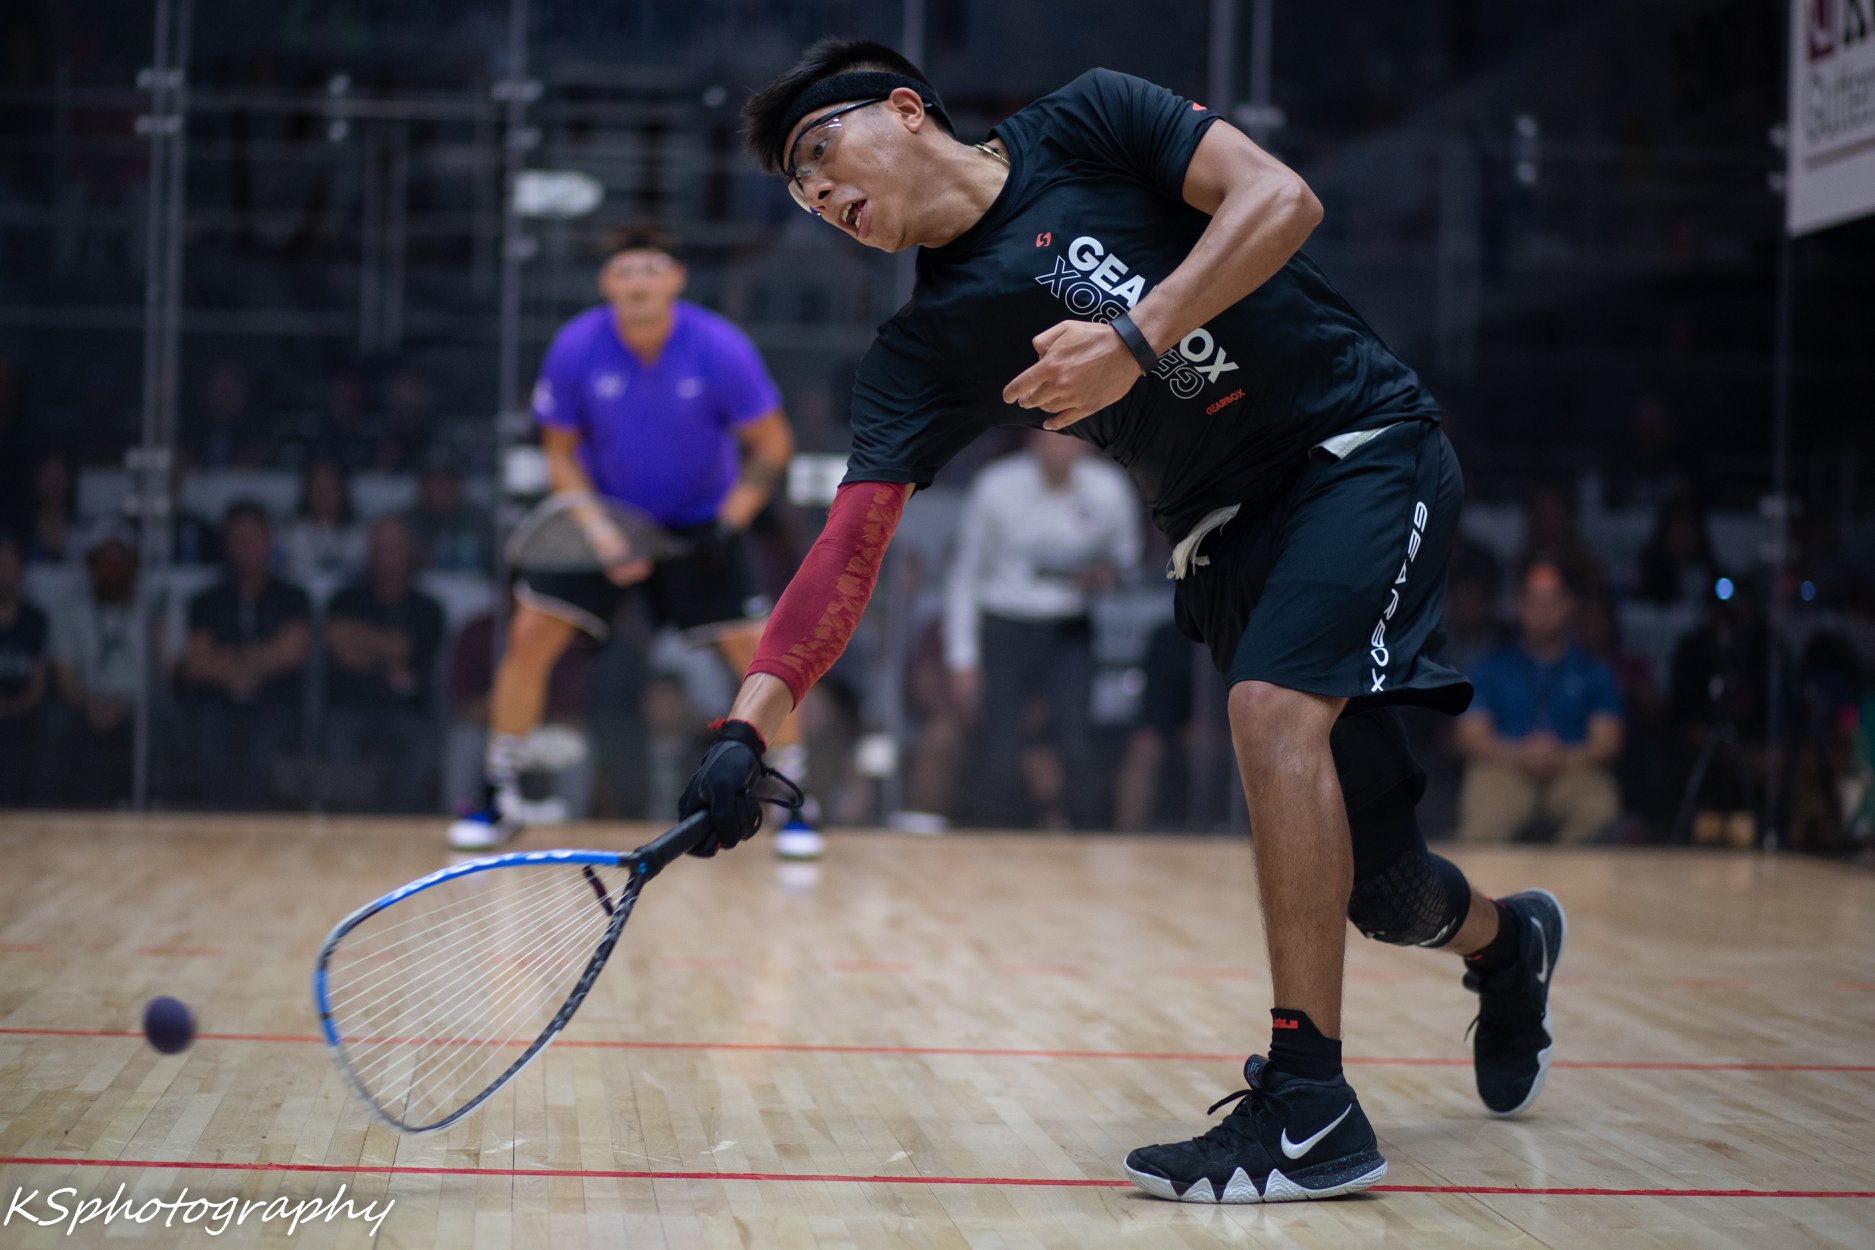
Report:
678,719,766,856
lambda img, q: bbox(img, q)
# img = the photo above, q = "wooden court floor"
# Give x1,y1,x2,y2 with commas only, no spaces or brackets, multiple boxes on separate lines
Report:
2,812,1872,1249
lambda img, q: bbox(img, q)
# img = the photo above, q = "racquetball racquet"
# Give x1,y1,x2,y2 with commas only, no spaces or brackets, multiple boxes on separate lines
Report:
312,814,712,1133
503,491,694,574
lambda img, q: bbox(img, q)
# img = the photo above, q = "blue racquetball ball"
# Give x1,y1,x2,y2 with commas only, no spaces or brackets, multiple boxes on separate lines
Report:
142,996,195,1054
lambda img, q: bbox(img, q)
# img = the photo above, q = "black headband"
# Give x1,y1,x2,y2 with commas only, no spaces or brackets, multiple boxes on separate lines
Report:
773,70,953,170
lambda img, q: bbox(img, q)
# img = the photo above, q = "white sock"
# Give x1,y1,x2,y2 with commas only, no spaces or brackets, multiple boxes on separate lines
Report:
769,741,808,789
485,732,527,793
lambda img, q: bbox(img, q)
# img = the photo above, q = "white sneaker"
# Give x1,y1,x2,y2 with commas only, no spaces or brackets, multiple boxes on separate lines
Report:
773,819,825,861
447,804,520,851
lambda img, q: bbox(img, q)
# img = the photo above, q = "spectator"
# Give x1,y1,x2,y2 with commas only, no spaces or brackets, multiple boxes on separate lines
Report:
402,453,492,571
188,362,267,469
1636,489,1725,605
48,520,145,806
944,431,1141,828
1517,481,1607,598
320,516,447,811
178,502,312,809
25,449,76,564
1114,619,1202,831
280,458,368,583
1456,562,1624,843
0,532,50,803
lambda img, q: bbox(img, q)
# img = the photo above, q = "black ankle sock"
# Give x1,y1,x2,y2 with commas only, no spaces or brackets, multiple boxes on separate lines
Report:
1266,1008,1342,1082
1464,901,1521,975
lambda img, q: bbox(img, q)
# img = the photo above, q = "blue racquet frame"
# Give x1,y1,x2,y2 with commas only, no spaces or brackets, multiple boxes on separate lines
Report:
312,812,711,1134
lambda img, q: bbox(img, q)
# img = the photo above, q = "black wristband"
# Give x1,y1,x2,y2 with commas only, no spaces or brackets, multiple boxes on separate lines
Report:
1110,312,1161,376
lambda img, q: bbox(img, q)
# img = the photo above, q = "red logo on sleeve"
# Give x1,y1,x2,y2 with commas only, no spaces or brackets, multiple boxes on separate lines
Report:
1192,101,1207,111
1035,231,1052,247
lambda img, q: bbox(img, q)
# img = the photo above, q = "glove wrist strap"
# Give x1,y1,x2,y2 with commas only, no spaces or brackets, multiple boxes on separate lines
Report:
708,717,768,755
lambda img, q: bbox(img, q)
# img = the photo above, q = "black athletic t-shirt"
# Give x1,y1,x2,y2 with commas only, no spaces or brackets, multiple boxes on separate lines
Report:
323,583,446,712
842,68,1440,540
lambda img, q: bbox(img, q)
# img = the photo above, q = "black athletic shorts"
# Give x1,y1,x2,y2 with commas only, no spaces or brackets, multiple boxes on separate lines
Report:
516,526,771,642
1172,419,1472,809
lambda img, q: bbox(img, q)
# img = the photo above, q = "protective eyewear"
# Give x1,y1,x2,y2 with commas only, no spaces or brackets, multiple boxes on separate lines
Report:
784,98,886,215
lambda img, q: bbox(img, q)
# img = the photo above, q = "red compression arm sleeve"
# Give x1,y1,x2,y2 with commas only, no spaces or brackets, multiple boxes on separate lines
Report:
748,480,908,708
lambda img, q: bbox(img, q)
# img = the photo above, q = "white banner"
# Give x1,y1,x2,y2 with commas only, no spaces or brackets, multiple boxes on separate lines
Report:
1788,0,1875,236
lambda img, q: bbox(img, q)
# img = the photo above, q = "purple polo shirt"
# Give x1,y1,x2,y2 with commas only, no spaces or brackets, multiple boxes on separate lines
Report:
531,301,782,528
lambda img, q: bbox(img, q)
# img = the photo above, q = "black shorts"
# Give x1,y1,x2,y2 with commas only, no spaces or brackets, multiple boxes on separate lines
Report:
516,527,771,642
1173,420,1470,810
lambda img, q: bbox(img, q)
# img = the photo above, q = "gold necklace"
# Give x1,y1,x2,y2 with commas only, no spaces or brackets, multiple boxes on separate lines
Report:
974,141,1009,166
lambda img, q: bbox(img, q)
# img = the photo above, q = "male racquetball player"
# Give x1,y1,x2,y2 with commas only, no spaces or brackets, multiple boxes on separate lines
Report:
677,40,1567,1203
450,222,824,860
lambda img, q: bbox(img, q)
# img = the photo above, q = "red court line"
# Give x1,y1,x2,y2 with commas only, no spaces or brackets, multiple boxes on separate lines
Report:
1,1157,1869,1199
2,1027,1870,1072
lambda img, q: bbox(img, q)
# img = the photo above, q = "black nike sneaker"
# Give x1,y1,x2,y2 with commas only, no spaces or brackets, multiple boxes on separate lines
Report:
1464,888,1567,1117
1124,1056,1387,1203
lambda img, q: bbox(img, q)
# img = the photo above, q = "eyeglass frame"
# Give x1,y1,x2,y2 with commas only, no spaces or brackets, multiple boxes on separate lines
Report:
783,97,889,215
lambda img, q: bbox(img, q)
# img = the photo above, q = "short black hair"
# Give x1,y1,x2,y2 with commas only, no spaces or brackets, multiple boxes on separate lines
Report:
603,220,683,262
742,37,949,175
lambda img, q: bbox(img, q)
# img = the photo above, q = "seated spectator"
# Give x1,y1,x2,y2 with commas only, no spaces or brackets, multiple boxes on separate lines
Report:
1635,489,1726,605
320,517,447,812
25,449,76,564
1456,562,1624,843
0,532,50,804
945,431,1141,829
178,502,312,809
280,458,368,583
48,521,146,806
402,453,492,572
1517,481,1607,598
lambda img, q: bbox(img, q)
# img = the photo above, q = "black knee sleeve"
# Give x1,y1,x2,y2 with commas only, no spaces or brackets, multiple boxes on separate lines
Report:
1346,778,1472,948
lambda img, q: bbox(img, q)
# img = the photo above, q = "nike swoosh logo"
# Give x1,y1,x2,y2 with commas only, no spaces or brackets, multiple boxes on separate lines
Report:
1533,922,1550,983
1280,1105,1351,1159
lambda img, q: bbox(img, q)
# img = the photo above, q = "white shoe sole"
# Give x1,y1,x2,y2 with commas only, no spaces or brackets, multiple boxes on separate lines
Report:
1125,1158,1387,1204
773,829,825,861
447,820,518,852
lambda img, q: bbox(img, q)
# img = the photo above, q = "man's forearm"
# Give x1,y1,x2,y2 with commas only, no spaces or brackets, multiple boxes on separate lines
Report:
726,479,909,741
718,456,786,531
1129,179,1320,359
726,672,797,745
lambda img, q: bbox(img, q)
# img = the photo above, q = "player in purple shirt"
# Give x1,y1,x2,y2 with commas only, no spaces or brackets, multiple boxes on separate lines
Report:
449,223,821,858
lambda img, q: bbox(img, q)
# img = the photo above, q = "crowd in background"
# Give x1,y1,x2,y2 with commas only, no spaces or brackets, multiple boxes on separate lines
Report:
2,358,1872,854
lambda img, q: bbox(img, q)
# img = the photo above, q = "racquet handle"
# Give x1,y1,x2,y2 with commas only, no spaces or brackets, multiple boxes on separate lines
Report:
630,811,715,880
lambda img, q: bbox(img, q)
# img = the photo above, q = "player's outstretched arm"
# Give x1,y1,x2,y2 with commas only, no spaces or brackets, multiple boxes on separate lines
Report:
679,479,913,852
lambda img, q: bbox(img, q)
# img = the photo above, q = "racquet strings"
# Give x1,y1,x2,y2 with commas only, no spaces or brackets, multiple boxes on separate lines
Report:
505,495,670,572
320,861,632,1130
